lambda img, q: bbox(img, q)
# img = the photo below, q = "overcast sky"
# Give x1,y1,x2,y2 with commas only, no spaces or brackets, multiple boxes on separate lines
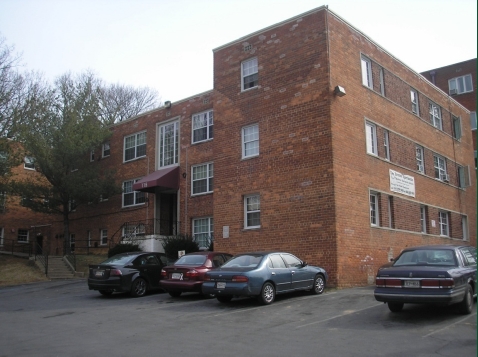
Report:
0,0,476,103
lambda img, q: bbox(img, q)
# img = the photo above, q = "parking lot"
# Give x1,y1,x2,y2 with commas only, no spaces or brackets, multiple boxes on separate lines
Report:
0,279,476,357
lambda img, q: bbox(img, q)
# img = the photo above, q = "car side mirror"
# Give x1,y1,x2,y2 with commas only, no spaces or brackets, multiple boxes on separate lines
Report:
390,258,395,262
302,261,308,267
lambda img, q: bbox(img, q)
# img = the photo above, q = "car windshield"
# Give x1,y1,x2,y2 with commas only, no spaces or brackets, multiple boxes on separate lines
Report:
222,254,264,268
175,255,207,265
100,255,136,266
393,249,457,267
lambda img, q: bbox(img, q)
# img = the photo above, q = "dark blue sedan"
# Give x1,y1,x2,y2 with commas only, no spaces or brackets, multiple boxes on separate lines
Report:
374,245,477,314
202,251,328,305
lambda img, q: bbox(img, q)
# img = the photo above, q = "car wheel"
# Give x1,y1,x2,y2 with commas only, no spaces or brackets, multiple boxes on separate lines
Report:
311,274,325,295
99,290,113,296
258,282,275,305
169,291,182,298
457,284,473,315
130,278,147,297
388,302,404,312
216,295,233,303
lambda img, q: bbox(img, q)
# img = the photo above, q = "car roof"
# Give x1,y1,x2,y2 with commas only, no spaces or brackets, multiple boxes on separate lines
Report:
401,244,469,251
183,251,230,256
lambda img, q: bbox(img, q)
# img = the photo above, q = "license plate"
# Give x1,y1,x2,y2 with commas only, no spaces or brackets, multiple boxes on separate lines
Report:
217,282,226,289
172,273,183,280
95,271,104,277
404,280,419,288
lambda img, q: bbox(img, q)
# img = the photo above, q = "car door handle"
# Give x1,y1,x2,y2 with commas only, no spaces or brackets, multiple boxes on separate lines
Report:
291,271,295,274
272,272,276,275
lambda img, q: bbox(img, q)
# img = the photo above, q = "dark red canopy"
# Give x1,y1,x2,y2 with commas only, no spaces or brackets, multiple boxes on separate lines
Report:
132,166,180,193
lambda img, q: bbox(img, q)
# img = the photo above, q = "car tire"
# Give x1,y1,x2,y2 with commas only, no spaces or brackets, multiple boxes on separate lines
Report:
258,282,275,305
216,295,233,303
310,274,325,295
388,302,404,312
169,291,182,298
457,284,473,315
99,290,113,296
130,278,147,297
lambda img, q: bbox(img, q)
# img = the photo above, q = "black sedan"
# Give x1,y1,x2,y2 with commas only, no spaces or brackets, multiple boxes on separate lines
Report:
374,244,477,314
202,251,328,305
88,252,171,297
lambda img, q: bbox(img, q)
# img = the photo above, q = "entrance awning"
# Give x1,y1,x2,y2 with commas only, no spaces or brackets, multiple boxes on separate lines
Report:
133,166,180,193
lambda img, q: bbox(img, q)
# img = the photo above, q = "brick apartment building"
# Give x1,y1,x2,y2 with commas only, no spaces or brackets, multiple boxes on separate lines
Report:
420,58,477,167
1,6,476,287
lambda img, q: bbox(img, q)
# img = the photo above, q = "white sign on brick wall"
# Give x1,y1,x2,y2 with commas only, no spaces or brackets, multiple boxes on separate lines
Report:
389,169,415,197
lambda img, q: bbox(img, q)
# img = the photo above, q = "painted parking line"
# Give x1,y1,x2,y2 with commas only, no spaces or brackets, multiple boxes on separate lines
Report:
422,312,477,338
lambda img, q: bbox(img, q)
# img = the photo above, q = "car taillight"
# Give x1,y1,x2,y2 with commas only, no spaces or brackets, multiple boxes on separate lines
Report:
385,279,401,287
439,279,454,288
110,269,122,276
232,275,248,282
161,269,167,277
186,269,199,279
376,278,385,287
204,275,211,281
421,279,454,288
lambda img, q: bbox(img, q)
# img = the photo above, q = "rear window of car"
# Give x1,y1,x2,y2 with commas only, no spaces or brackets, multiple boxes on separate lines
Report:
393,249,457,267
100,255,136,265
222,254,263,268
175,255,207,265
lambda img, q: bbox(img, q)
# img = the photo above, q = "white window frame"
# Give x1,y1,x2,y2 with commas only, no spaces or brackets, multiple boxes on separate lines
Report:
192,110,214,144
429,102,442,130
102,142,110,157
158,120,179,168
193,217,213,250
90,150,95,162
192,163,214,195
365,122,377,156
458,165,471,188
242,124,259,159
383,130,390,160
410,89,419,115
420,206,427,233
361,55,373,88
433,155,448,181
70,233,75,252
452,115,462,140
439,211,449,237
18,229,29,243
100,229,108,246
369,192,379,226
241,57,258,91
379,68,385,96
122,179,146,207
24,156,35,170
462,216,469,241
470,112,476,130
0,227,4,246
244,194,261,229
416,145,424,173
124,131,146,162
448,74,473,95
87,230,91,247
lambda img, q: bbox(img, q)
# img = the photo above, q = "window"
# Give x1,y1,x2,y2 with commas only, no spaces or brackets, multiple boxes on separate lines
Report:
123,179,146,207
429,102,442,130
416,145,424,173
369,193,379,226
387,196,393,228
193,217,213,249
241,58,258,91
158,121,179,167
361,56,372,88
100,229,108,245
365,122,377,155
420,206,427,233
452,116,462,140
410,89,419,115
433,155,448,181
244,194,260,229
439,211,449,237
123,223,145,238
192,163,213,195
242,124,259,158
0,152,7,175
462,216,469,241
0,227,4,246
24,156,35,170
192,110,213,143
458,165,470,188
102,142,110,157
0,192,6,212
448,74,473,95
87,230,91,247
70,233,75,252
90,150,95,162
470,112,476,130
379,68,385,95
383,130,390,160
18,229,28,243
124,132,146,162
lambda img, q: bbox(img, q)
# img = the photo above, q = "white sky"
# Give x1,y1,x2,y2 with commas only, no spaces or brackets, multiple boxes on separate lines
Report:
0,0,476,103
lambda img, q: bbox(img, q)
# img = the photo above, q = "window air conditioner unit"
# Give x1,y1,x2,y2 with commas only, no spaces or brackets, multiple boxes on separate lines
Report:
449,88,457,95
417,165,424,172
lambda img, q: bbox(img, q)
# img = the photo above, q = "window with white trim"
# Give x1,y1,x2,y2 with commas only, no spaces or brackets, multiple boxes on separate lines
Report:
433,155,448,181
416,145,424,173
158,120,179,167
383,130,390,160
193,217,213,250
0,227,4,246
18,229,28,243
192,163,213,195
420,206,427,233
90,150,95,162
87,230,91,247
458,165,470,188
124,132,146,162
379,68,385,95
100,229,108,245
361,56,372,88
369,192,379,226
244,194,260,229
448,74,473,95
24,156,35,170
241,58,258,91
429,102,442,130
452,115,462,140
242,124,259,158
462,216,469,241
365,122,377,155
410,89,419,115
192,110,213,143
123,223,145,238
439,211,449,236
470,112,476,130
102,142,110,157
70,233,75,252
123,179,145,207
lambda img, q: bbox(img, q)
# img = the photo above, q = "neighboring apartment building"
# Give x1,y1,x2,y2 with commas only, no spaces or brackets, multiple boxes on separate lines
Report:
1,7,475,287
420,59,477,167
